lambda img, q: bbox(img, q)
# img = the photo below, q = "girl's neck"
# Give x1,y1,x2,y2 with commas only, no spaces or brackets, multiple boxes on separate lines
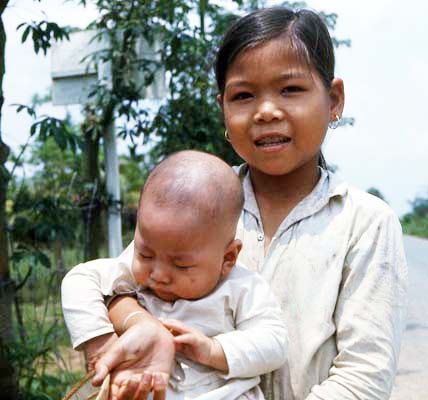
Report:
249,160,321,206
249,159,321,252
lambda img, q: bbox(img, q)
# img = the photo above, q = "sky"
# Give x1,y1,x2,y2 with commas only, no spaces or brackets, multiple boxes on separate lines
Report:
2,0,428,217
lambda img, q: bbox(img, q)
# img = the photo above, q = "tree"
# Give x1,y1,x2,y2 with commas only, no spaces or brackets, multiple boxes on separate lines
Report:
367,187,387,202
401,192,428,239
0,3,70,396
0,2,18,396
409,196,428,218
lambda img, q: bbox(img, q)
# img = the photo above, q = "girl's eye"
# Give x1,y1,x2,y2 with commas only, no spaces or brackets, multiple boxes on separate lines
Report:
231,92,253,101
282,86,304,94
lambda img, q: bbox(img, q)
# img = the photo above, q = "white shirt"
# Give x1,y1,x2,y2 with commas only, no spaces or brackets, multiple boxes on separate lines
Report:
234,165,407,400
61,250,287,400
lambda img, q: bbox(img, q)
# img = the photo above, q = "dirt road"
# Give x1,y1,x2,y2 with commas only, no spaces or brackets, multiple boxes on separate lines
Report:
391,235,428,399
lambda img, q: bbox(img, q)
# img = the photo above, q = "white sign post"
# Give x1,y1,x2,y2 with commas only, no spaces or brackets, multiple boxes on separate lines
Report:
51,30,165,257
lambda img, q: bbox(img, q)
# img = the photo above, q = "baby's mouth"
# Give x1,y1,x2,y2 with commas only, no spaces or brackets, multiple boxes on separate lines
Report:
255,136,291,147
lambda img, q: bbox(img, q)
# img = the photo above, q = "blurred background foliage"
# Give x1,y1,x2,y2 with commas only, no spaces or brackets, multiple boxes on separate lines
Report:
0,0,426,399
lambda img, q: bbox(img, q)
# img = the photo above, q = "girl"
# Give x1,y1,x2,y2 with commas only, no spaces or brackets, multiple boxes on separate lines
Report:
65,7,407,400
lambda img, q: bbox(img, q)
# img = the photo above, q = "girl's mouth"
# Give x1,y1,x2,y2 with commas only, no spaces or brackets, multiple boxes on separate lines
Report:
254,135,291,147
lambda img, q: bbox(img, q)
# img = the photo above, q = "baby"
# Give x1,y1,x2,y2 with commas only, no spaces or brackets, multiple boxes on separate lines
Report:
62,150,287,400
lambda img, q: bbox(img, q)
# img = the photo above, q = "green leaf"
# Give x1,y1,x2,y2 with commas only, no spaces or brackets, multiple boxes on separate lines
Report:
21,25,31,43
39,119,48,140
36,251,51,269
54,128,67,150
30,122,37,136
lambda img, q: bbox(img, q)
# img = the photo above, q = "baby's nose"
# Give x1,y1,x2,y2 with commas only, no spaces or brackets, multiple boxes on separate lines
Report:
150,263,172,284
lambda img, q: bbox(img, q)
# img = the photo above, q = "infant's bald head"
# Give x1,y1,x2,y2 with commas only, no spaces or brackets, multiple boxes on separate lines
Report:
139,151,244,236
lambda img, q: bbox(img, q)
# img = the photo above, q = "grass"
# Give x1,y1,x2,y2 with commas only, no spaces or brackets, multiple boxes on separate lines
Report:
401,216,428,239
9,264,87,399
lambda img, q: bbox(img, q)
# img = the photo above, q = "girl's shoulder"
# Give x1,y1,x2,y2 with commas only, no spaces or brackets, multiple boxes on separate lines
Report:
331,176,403,242
340,181,398,221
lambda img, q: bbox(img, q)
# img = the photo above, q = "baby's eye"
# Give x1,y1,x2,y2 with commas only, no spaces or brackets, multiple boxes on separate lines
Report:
174,264,194,271
231,91,253,101
139,253,153,260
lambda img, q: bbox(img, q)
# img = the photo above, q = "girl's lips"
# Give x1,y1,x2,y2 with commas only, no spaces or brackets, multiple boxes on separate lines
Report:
254,133,292,151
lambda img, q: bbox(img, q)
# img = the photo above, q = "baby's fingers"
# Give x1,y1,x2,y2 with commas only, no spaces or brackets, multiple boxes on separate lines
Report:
159,318,192,335
173,333,197,346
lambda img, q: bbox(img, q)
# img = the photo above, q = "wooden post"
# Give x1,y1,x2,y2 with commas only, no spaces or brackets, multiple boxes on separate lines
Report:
103,119,122,257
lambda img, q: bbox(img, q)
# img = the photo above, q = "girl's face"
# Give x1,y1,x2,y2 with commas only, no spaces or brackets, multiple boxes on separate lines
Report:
219,38,344,177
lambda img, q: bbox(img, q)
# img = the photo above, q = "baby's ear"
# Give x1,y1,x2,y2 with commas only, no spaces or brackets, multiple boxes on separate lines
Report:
221,239,242,278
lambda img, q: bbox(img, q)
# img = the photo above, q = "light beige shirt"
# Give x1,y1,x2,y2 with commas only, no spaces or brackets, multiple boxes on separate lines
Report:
233,165,407,400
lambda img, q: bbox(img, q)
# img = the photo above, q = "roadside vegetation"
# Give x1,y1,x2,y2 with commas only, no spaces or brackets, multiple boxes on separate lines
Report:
401,196,428,239
368,187,428,239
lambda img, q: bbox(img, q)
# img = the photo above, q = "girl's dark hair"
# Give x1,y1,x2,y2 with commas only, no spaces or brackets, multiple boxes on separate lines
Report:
215,7,333,170
215,7,335,94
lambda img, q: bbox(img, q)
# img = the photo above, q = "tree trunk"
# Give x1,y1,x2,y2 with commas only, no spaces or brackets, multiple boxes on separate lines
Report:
0,338,18,400
0,2,19,398
81,113,102,261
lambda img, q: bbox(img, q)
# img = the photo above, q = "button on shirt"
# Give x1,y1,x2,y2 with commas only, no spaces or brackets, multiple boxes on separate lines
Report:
233,165,408,400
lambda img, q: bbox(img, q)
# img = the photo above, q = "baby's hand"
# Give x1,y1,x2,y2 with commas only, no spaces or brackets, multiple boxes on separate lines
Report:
159,318,229,373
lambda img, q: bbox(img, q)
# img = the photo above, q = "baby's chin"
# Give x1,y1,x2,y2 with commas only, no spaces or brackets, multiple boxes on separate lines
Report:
149,287,180,303
149,286,210,303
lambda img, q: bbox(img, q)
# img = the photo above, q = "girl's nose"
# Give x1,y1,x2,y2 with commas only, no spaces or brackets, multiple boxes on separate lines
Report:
254,100,284,123
150,263,171,284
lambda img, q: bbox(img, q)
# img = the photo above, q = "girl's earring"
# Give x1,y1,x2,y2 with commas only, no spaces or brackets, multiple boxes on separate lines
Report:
224,129,231,142
328,114,341,130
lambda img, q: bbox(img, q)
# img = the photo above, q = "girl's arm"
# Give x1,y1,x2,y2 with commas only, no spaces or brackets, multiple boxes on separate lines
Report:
306,209,407,400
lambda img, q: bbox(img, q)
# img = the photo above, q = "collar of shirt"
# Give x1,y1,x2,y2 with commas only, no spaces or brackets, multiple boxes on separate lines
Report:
236,164,348,235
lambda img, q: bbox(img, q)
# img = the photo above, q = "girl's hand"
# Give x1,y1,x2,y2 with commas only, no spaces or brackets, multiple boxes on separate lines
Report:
93,321,174,400
83,332,119,372
159,318,229,373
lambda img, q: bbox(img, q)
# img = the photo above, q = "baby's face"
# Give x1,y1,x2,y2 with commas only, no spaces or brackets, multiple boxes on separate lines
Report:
132,202,232,302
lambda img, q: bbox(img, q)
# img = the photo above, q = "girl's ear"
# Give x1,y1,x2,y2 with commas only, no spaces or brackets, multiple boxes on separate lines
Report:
221,239,242,279
329,78,345,119
217,94,224,110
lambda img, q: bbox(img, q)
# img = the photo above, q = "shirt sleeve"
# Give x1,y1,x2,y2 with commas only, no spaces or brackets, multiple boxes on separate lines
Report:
306,209,408,400
214,270,288,379
61,242,135,349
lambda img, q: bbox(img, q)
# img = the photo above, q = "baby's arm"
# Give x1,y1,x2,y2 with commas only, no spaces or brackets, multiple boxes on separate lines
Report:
160,318,229,372
157,269,287,378
213,269,288,379
61,242,135,350
61,245,175,398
